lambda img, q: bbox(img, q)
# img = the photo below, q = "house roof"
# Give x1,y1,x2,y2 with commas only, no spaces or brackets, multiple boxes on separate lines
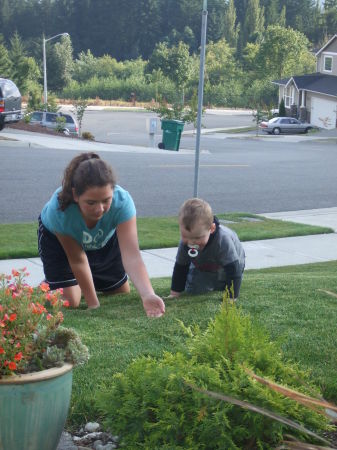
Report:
315,34,337,56
272,73,337,98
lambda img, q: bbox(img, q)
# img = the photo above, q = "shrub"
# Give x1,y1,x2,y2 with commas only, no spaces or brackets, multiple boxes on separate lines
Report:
279,98,286,116
81,131,94,141
97,301,331,448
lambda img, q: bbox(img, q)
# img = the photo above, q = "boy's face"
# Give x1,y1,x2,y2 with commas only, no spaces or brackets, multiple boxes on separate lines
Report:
180,220,216,251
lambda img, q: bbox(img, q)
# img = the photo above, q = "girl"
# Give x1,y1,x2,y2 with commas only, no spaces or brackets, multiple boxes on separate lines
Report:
38,152,165,317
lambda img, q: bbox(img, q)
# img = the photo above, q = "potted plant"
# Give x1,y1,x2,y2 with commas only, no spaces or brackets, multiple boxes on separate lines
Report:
0,268,89,450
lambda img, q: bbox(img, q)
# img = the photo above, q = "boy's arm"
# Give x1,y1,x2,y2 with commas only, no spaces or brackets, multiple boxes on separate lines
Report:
55,233,100,308
170,262,190,297
223,260,243,298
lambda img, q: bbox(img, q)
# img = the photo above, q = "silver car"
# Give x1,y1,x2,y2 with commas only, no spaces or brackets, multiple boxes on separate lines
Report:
259,117,314,135
29,111,79,136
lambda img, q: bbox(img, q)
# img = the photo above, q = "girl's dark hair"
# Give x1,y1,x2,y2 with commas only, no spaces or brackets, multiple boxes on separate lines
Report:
58,152,116,210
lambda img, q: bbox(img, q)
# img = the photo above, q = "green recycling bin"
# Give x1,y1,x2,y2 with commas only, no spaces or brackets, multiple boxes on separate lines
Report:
159,119,184,151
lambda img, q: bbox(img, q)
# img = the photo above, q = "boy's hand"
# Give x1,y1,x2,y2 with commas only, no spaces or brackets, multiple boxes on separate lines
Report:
142,294,165,318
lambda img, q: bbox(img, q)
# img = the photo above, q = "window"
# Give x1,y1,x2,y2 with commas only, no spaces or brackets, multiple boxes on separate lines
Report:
31,112,43,121
324,56,333,72
46,113,57,122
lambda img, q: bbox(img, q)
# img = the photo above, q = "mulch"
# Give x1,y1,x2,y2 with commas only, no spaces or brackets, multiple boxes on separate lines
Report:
6,121,80,139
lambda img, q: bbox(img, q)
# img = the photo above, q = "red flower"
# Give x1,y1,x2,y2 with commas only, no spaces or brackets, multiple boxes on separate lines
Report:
14,352,23,361
8,361,17,370
0,347,5,354
11,269,20,277
9,313,17,322
62,300,70,307
39,282,50,293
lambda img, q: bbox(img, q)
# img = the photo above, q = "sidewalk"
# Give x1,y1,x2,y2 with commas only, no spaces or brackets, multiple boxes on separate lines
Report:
1,208,337,287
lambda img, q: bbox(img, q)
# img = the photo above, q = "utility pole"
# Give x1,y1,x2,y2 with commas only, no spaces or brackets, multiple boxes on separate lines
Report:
193,0,208,197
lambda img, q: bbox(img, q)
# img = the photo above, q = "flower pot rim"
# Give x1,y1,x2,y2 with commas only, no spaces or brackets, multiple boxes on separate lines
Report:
0,363,73,385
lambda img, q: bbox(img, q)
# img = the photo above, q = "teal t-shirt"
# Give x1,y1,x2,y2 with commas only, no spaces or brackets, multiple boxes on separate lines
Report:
41,185,136,251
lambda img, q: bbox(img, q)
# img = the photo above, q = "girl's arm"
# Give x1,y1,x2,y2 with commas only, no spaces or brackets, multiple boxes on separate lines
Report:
55,233,100,308
116,217,165,317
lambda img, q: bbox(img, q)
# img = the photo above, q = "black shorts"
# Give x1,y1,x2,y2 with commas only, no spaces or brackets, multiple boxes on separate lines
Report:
38,216,127,291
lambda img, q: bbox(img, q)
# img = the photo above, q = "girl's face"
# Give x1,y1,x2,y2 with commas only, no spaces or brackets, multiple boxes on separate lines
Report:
180,220,216,251
73,184,113,226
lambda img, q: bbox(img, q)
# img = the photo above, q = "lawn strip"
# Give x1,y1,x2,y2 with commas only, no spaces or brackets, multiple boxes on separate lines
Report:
64,260,337,428
0,214,333,259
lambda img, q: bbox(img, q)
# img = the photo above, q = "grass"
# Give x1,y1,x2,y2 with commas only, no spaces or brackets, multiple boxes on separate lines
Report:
218,126,256,133
0,213,332,259
64,260,337,429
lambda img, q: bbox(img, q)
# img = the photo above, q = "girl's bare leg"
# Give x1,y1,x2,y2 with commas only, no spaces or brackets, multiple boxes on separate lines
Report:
104,279,130,295
62,285,82,307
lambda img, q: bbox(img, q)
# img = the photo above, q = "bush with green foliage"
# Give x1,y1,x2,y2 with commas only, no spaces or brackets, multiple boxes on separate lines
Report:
97,301,330,448
279,98,286,116
81,131,95,141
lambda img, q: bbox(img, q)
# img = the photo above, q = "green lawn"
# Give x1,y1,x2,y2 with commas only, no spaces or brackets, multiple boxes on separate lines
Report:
64,260,337,429
0,213,332,259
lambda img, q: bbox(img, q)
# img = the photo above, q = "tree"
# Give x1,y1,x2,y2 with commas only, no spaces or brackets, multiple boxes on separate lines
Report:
72,98,88,137
47,35,73,92
9,32,40,94
255,25,316,79
0,43,12,78
147,41,192,103
205,39,239,85
242,0,265,44
223,0,240,48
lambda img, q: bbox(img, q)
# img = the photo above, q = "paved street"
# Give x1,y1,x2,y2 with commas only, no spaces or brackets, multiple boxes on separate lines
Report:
1,122,337,222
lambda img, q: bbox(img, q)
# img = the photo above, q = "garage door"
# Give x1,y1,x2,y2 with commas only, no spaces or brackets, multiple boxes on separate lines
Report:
311,97,337,129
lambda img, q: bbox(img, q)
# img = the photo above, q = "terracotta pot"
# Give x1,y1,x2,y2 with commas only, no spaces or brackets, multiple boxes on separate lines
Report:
0,363,73,450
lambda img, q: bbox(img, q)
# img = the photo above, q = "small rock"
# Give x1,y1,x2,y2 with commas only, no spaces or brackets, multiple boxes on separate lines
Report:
93,440,103,450
85,422,101,433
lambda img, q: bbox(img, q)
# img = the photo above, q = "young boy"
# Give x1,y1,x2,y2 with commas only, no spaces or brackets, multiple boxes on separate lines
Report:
170,198,245,299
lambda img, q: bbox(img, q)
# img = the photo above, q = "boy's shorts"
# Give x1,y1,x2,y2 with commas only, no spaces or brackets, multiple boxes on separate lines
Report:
38,217,127,292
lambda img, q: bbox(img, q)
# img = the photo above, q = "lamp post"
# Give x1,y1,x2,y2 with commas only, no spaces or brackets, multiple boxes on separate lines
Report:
193,0,208,197
43,32,69,108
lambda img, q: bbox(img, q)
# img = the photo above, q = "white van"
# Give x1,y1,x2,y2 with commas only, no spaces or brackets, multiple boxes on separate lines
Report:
29,111,79,136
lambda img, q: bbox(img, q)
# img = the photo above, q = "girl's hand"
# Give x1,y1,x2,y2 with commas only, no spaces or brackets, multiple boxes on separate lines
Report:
142,294,165,318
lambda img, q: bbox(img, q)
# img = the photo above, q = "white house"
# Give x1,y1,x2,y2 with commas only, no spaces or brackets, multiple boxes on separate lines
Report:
272,35,337,129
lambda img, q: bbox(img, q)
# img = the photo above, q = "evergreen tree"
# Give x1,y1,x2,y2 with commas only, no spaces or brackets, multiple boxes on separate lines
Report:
0,43,12,78
47,35,73,92
264,0,280,26
243,0,265,43
223,0,240,48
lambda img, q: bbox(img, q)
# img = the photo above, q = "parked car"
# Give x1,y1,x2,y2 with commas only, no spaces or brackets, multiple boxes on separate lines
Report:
0,78,22,130
29,111,79,136
259,117,314,135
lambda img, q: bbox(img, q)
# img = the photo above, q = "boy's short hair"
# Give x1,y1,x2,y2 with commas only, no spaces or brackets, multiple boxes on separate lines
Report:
179,198,213,231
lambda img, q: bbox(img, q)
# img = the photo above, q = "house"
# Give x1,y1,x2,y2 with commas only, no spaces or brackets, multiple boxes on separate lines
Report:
272,35,337,129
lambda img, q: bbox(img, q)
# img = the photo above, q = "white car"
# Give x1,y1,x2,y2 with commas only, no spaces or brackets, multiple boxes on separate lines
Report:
259,117,314,135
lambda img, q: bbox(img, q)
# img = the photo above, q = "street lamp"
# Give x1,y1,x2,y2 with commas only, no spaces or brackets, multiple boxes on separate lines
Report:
43,32,69,107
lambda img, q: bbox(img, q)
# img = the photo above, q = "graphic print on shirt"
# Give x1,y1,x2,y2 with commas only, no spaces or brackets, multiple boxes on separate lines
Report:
82,229,110,250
